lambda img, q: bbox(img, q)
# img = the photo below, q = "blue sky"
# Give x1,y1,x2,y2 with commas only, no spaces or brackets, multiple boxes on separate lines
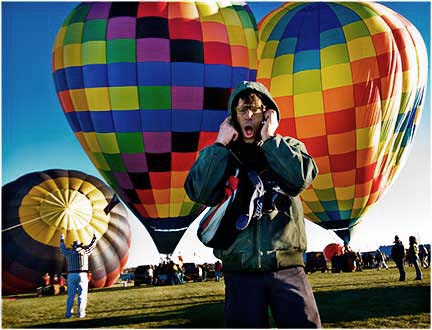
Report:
2,2,430,264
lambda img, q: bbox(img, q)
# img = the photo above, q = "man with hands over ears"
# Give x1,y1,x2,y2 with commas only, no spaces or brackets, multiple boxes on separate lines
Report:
215,96,279,146
185,81,321,328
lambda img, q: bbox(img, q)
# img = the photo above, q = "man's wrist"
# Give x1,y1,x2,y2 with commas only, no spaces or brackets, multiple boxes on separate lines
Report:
215,141,227,147
262,134,275,143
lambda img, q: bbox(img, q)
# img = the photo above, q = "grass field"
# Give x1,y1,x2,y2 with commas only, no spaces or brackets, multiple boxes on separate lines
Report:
2,264,430,328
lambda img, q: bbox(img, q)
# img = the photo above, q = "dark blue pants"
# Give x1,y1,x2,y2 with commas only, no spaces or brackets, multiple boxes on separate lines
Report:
411,257,422,279
395,259,406,281
223,267,321,328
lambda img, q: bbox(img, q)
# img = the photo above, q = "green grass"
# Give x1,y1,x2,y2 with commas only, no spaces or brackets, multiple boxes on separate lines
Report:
2,265,430,328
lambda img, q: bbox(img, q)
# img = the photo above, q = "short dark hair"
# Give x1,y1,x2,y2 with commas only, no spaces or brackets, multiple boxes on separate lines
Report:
236,92,263,105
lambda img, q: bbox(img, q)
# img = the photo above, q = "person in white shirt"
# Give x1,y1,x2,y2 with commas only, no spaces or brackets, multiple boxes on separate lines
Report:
60,233,97,318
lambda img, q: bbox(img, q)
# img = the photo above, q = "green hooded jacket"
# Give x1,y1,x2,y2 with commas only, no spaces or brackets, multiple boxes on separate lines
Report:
185,81,318,272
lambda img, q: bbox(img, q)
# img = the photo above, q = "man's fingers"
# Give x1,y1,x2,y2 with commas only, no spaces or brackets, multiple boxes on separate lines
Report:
216,115,238,145
222,116,232,125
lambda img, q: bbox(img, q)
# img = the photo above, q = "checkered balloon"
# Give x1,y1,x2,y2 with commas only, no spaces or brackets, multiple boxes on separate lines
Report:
52,2,258,253
257,2,427,241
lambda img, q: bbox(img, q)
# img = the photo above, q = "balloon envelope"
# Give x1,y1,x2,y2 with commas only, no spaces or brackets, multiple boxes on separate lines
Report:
323,243,343,262
52,2,258,254
257,2,428,242
2,169,131,294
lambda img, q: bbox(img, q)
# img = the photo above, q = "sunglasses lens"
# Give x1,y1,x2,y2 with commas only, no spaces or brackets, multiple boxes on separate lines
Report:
236,105,265,114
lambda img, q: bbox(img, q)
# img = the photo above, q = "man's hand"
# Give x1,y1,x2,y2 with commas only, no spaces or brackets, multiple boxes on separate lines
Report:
215,116,239,146
60,233,65,241
261,109,278,142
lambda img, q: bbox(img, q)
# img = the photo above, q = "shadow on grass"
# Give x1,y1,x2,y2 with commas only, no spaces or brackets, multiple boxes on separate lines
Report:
30,301,225,328
315,285,430,324
97,293,224,315
28,285,429,328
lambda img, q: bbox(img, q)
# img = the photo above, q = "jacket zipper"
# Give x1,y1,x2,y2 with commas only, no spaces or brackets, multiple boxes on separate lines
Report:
257,217,262,270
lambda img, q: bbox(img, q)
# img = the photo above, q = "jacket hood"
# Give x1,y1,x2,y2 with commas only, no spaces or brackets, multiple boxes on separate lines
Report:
228,81,280,121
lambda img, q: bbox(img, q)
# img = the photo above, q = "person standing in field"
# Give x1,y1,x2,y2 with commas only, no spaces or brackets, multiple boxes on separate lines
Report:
185,81,321,328
60,233,97,318
214,261,222,282
391,235,406,281
375,249,389,270
418,244,429,268
407,236,422,280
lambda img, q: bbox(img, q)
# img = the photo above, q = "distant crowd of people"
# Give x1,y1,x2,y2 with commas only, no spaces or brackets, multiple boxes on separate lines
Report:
131,237,429,286
391,235,428,281
36,270,95,297
37,272,67,297
130,259,223,287
329,243,361,273
311,236,430,278
360,249,388,270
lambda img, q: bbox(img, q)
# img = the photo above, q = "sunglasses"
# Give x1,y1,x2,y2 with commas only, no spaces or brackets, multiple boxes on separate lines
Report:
235,104,266,115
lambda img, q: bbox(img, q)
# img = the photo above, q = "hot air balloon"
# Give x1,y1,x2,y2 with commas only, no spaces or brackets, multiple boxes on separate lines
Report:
2,169,131,295
52,2,258,254
256,2,428,242
323,243,343,262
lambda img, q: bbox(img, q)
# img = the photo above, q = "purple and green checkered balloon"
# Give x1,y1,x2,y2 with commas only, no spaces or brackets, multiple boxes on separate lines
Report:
52,2,258,253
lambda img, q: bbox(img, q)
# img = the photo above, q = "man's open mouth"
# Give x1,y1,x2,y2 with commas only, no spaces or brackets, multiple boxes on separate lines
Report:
243,125,254,139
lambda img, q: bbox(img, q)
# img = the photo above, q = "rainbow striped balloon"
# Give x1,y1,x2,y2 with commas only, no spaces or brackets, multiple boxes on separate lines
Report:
257,2,427,241
2,170,131,294
52,2,258,253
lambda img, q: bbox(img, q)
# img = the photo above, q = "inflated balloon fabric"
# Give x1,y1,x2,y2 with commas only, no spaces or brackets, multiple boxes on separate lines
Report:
257,2,427,241
323,243,343,262
2,170,131,294
52,2,258,253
